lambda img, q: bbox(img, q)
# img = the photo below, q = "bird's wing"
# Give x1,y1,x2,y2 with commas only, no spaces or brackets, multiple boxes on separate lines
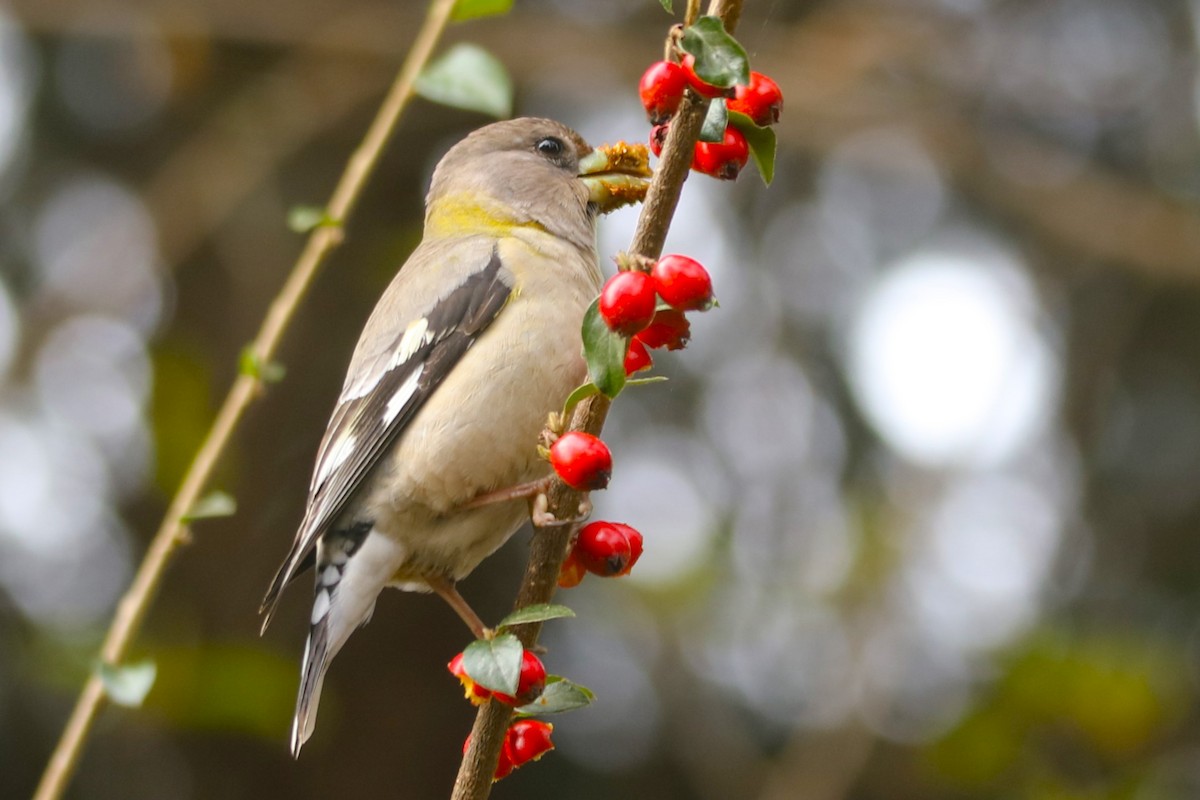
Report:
260,241,512,621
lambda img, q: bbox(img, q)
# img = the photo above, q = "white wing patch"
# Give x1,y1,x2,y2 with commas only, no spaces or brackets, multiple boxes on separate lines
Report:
393,317,431,367
383,367,423,425
315,433,357,490
342,317,432,401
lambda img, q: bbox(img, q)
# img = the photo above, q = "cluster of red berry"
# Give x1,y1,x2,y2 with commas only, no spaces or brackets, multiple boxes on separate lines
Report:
448,648,547,706
600,253,713,374
463,719,555,782
640,59,782,179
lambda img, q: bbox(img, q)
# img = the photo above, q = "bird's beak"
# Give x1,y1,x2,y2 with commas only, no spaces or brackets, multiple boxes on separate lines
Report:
579,142,653,214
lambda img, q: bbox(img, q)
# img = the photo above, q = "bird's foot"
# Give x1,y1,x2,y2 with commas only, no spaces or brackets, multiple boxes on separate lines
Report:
464,476,554,510
530,492,592,528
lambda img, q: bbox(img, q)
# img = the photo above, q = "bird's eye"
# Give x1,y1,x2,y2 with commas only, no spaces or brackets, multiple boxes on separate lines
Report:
536,137,564,157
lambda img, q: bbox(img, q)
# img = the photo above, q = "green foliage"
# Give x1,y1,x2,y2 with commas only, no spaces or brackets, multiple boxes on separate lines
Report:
451,0,514,22
659,0,673,13
96,660,157,707
728,110,776,185
286,205,339,234
700,98,728,143
581,298,627,398
416,44,513,119
561,381,600,419
497,603,576,629
462,633,523,695
238,345,286,383
182,490,237,522
516,676,595,715
680,16,750,88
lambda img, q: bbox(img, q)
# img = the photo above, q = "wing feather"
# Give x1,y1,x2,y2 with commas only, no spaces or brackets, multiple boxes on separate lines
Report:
260,245,511,620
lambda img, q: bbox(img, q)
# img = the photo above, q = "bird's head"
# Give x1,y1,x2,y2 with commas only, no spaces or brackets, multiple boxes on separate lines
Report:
425,117,651,251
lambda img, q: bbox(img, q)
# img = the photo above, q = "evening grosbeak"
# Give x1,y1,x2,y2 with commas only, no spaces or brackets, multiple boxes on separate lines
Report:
259,118,650,755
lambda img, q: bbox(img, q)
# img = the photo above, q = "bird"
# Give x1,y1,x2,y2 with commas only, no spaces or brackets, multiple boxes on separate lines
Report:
259,117,651,755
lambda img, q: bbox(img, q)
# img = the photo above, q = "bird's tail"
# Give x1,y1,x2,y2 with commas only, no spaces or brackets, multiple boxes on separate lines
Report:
291,613,331,756
289,528,403,756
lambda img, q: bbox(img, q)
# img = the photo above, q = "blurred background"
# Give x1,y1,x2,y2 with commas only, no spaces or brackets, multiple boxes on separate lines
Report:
1,0,1199,797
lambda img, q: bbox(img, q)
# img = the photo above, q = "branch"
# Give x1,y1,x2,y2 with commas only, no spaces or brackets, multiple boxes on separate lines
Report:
450,2,744,797
31,1,459,797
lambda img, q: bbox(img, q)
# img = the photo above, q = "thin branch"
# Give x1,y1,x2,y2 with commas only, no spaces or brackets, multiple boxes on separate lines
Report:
450,2,743,797
31,1,459,797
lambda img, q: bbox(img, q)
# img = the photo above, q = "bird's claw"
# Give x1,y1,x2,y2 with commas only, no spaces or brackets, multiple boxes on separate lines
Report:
530,493,592,528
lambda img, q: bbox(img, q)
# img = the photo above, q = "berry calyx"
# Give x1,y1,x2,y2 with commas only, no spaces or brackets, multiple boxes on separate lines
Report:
549,431,613,491
624,337,653,375
448,652,493,705
681,54,731,99
599,271,657,336
505,720,555,767
639,61,688,124
636,309,691,351
652,254,714,311
728,71,783,127
492,649,548,705
574,521,644,577
693,127,749,180
558,548,587,588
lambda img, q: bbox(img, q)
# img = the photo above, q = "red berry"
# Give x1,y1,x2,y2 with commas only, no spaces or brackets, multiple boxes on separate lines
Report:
504,719,555,766
649,123,669,158
549,431,612,491
728,71,783,127
575,521,644,577
448,652,493,705
463,733,515,781
693,127,749,180
599,271,657,336
492,650,547,705
681,54,730,98
635,309,691,351
639,61,687,124
624,337,653,375
652,254,713,311
615,523,644,577
558,548,587,588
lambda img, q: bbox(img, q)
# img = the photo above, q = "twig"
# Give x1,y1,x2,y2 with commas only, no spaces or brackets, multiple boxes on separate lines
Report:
450,2,744,797
30,1,459,797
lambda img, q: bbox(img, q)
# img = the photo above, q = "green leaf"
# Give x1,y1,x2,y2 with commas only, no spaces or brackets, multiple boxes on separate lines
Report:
239,345,286,383
581,298,627,398
700,98,728,143
97,660,157,708
659,0,674,12
462,633,522,695
516,676,595,715
286,205,339,233
452,0,514,21
562,382,600,419
182,491,237,522
626,376,669,388
497,604,576,630
729,110,777,185
680,16,750,88
415,43,513,119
